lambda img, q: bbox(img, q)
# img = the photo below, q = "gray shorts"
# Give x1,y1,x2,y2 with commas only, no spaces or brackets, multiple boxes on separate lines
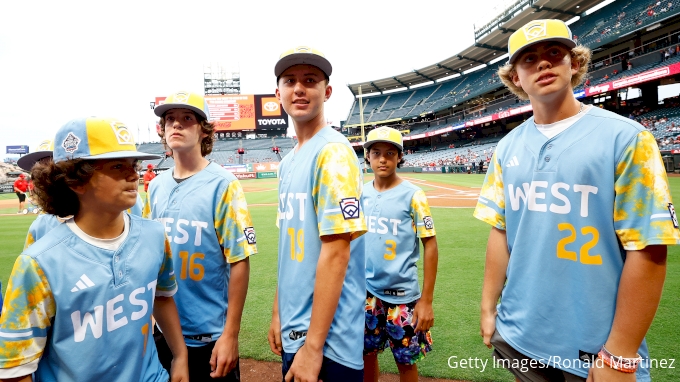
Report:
490,330,586,382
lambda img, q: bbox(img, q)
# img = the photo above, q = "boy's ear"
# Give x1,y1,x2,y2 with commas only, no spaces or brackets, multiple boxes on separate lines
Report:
69,184,87,195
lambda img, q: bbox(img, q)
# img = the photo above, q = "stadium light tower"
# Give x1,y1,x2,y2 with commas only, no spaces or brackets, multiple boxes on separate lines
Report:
358,85,367,174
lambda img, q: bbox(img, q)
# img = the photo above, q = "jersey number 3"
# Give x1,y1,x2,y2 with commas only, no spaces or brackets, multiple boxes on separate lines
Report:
384,240,397,261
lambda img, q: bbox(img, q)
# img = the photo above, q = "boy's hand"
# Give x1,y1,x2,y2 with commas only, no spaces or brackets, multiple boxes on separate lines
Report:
210,334,239,378
587,363,636,382
413,300,434,332
480,309,496,349
268,313,283,356
284,343,323,382
170,352,189,382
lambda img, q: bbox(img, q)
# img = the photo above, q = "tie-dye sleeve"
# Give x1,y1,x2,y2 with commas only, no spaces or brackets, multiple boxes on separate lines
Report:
23,232,35,251
0,255,55,372
473,151,506,230
410,189,436,238
313,143,367,239
614,130,680,250
142,191,151,219
215,180,258,263
156,234,178,297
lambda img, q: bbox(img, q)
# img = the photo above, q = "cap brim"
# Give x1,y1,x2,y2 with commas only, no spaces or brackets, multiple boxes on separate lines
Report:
363,139,403,151
17,150,53,171
275,54,332,78
154,104,208,120
508,37,576,64
79,151,162,161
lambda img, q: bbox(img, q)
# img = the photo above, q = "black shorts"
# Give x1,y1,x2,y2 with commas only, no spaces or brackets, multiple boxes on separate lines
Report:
156,330,240,381
490,330,586,382
16,192,25,202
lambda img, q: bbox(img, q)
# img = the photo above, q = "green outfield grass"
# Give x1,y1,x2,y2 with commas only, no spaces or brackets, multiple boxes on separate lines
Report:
0,174,678,381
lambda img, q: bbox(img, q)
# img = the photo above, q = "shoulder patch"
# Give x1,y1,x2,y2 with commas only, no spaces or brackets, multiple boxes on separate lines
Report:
668,203,679,229
243,227,257,244
423,216,434,230
339,197,360,220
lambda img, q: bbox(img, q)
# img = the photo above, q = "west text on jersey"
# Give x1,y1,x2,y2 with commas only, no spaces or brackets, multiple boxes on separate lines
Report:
70,280,158,342
158,218,209,245
508,182,598,217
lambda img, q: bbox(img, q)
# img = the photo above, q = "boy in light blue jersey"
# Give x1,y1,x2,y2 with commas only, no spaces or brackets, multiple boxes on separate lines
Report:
358,127,438,382
476,19,680,382
19,139,146,251
267,46,367,382
145,91,257,381
0,117,188,382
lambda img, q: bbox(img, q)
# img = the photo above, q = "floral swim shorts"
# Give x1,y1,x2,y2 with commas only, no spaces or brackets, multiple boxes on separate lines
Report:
364,291,433,365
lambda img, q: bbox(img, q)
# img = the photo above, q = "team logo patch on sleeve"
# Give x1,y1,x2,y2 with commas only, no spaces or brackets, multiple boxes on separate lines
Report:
243,227,257,244
339,197,360,220
668,203,679,229
423,216,434,230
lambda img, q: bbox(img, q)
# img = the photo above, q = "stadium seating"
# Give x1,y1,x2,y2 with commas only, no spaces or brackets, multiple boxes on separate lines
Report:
345,1,680,126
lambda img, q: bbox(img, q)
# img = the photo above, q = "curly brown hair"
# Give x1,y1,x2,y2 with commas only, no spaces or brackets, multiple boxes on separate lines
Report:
158,111,215,157
30,159,96,217
498,44,592,100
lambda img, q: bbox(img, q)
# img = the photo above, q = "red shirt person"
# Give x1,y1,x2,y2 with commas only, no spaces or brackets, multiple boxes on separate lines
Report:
13,174,28,213
143,164,156,192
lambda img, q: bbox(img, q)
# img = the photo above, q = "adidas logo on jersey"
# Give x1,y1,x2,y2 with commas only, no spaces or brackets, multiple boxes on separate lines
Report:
506,156,520,167
71,274,95,292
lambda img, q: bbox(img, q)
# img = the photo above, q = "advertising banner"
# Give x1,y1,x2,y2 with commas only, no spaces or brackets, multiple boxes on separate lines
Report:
234,172,257,180
585,62,680,97
222,165,248,173
155,94,288,131
256,171,278,179
6,145,29,154
252,162,280,172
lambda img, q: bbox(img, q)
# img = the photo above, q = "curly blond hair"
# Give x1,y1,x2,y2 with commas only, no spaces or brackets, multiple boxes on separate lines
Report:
498,45,592,100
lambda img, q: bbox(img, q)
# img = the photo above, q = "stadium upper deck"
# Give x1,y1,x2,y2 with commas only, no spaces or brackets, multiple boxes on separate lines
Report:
344,0,680,129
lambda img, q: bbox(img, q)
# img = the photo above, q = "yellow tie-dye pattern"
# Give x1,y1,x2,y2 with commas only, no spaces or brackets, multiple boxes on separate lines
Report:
473,152,506,229
614,130,680,249
23,233,35,251
156,235,177,293
214,181,257,263
410,190,436,238
142,192,151,219
0,256,55,369
313,143,367,239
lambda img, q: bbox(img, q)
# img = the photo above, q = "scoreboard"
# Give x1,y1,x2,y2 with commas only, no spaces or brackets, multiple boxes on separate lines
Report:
155,94,289,131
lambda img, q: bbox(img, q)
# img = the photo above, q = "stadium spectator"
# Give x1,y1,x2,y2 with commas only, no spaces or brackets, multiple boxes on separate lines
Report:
491,18,675,381
628,61,633,70
143,163,156,192
13,173,28,213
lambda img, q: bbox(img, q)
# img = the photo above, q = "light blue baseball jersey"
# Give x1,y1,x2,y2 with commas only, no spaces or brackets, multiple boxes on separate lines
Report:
144,162,257,346
277,126,367,370
473,107,680,380
0,215,176,382
24,195,146,250
358,180,436,304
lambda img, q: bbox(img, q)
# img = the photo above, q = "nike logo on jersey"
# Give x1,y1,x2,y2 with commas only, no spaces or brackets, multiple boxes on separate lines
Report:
71,274,95,292
506,156,520,167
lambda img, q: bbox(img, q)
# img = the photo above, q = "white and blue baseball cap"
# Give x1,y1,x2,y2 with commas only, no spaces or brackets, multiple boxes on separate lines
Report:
53,117,161,163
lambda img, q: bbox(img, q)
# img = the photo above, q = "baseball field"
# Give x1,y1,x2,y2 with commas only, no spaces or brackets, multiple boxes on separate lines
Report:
0,173,677,381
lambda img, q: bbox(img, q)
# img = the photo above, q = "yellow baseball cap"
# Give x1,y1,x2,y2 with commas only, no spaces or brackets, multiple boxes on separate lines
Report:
508,19,576,64
154,91,210,120
275,46,332,79
18,139,54,171
363,127,403,151
53,117,160,163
